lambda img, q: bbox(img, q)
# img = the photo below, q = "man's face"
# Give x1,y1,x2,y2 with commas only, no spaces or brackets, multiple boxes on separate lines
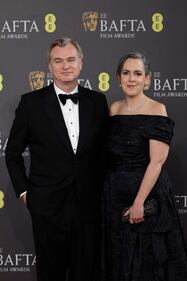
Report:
48,43,82,88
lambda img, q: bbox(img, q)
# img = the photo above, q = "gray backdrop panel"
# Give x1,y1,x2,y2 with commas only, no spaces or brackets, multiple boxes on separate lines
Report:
0,1,186,279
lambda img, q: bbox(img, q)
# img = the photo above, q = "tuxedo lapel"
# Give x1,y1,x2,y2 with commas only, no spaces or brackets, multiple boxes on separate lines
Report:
42,84,74,155
76,85,95,156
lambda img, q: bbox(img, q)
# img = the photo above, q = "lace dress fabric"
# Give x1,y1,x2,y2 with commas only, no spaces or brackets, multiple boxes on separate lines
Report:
103,115,187,281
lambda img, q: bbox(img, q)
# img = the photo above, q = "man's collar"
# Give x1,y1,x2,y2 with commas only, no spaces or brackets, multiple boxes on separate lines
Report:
53,82,78,96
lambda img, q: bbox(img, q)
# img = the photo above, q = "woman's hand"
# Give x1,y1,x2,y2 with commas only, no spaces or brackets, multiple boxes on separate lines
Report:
124,201,144,224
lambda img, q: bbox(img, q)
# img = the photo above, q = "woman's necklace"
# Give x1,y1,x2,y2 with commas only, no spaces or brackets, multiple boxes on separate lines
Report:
124,96,147,113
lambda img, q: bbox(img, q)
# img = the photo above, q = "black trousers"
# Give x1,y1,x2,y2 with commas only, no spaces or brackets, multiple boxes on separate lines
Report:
31,199,101,281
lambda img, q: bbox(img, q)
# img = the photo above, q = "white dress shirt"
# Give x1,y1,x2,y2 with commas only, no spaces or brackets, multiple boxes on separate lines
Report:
54,83,80,154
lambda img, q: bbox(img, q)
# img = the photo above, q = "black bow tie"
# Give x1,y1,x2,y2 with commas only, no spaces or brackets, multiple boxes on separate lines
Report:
58,93,79,105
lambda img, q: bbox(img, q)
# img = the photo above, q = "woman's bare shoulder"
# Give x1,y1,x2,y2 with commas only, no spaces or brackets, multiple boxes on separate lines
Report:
109,100,123,116
146,98,167,116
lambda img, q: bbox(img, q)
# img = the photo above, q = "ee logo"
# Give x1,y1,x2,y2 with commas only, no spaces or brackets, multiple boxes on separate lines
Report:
0,73,3,92
45,13,56,33
152,13,164,32
98,72,110,92
0,191,4,208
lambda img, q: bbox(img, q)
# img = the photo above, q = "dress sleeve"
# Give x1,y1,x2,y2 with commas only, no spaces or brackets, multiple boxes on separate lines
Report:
142,116,174,145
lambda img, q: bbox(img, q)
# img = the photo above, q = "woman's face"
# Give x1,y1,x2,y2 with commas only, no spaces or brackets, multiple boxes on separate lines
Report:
119,58,150,97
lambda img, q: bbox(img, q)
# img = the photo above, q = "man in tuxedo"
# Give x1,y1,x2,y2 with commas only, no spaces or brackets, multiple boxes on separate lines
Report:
5,37,108,281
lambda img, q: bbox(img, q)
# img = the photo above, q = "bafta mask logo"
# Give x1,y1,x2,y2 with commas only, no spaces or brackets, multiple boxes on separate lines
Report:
82,12,98,32
29,71,45,91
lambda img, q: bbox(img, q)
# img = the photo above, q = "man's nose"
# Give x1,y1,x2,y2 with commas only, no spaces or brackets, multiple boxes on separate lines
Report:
62,60,70,68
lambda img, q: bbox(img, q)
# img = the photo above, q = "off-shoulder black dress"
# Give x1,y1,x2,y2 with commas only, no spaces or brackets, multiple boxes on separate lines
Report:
103,115,187,281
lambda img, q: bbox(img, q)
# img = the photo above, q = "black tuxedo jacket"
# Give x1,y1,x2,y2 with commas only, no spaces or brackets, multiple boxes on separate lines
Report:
5,83,108,222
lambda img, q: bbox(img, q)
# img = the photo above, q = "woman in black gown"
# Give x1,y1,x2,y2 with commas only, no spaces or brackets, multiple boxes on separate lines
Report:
103,52,187,281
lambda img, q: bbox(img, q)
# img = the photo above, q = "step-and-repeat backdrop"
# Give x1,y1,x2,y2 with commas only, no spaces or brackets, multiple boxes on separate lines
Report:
0,1,186,280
